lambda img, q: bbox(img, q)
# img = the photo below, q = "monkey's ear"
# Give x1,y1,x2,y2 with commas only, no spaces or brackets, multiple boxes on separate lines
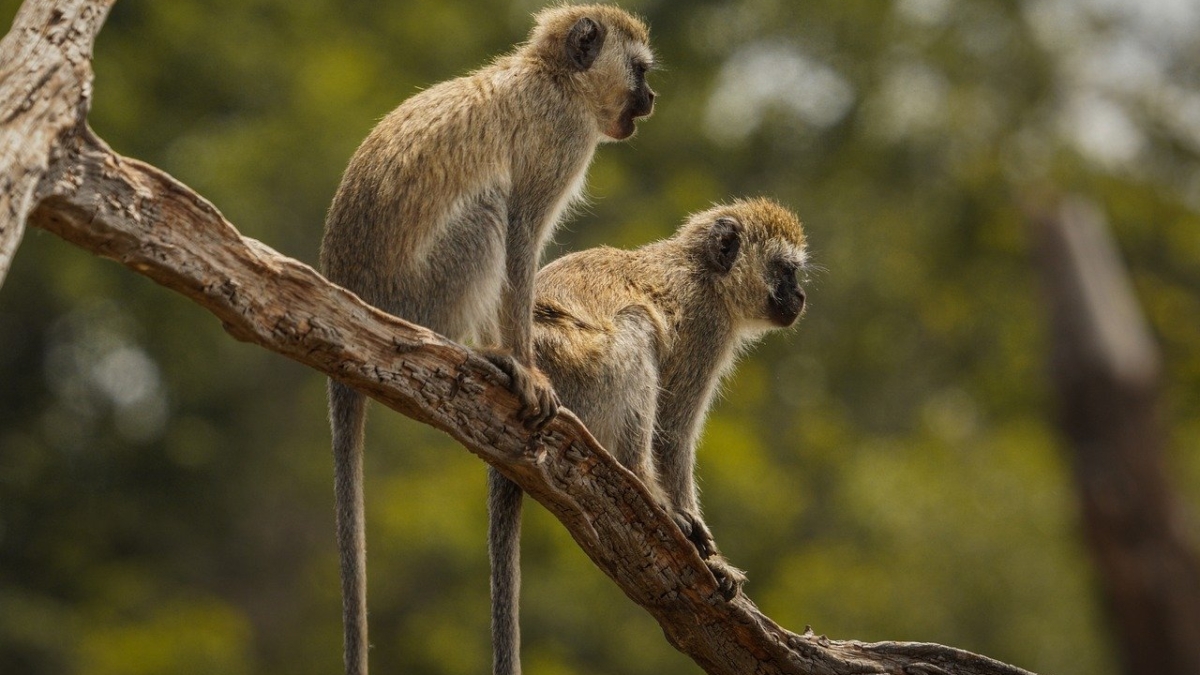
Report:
565,17,606,71
707,217,742,274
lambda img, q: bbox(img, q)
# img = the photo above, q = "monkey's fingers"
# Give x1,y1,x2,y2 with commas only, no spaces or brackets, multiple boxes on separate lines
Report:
481,349,529,408
706,557,747,601
509,363,558,430
526,383,560,431
693,523,717,559
671,511,695,539
481,349,519,381
480,350,559,430
673,511,717,559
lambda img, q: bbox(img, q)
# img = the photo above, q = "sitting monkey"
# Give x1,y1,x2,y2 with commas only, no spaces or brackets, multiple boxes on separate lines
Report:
489,197,809,675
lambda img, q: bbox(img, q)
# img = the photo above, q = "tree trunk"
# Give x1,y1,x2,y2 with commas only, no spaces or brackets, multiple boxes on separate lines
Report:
1030,196,1200,675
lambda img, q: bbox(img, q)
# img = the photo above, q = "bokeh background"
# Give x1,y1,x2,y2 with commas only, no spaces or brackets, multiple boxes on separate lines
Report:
2,0,1199,674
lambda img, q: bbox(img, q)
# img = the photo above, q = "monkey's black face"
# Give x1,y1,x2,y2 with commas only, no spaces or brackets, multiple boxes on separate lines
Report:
766,262,806,327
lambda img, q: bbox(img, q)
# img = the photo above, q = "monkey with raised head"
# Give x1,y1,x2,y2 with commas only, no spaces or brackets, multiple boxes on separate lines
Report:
319,6,655,674
489,198,809,675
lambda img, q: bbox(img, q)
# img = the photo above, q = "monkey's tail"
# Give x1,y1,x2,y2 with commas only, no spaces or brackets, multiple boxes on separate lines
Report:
330,379,369,675
488,467,524,675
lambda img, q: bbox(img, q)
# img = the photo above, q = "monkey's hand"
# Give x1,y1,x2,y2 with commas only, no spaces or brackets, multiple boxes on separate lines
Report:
705,555,747,601
671,510,717,560
672,511,744,598
481,350,561,430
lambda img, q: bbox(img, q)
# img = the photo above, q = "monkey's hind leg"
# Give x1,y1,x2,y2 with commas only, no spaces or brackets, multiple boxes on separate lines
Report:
329,379,370,675
488,467,524,675
607,308,669,507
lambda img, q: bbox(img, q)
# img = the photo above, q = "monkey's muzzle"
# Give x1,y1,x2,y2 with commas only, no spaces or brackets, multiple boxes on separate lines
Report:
770,285,806,327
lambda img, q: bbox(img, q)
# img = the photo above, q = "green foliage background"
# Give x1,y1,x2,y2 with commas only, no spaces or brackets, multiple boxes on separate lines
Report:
2,1,1199,674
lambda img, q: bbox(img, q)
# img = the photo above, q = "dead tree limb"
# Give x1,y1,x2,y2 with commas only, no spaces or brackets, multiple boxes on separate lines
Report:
0,0,109,283
1030,196,1200,675
0,1,1037,673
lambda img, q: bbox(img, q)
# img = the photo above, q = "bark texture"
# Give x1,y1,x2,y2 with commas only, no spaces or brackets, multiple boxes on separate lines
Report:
1031,197,1200,675
0,0,111,283
0,1,1039,673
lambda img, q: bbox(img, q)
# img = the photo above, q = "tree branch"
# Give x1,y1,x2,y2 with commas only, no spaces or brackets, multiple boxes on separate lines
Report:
1,1,1036,673
0,0,111,284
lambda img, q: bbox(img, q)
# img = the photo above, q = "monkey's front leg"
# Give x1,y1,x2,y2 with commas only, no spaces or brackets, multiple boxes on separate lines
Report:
487,221,561,430
660,430,747,600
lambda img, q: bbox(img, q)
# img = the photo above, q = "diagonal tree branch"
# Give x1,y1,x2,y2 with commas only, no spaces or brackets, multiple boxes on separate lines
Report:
1,1,1035,673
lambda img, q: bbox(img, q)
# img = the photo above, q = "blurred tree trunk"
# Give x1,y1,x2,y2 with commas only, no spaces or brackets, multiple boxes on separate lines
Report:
1030,196,1200,675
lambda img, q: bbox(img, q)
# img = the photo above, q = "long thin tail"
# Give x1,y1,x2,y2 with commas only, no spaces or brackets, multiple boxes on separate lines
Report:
330,379,369,675
488,467,524,675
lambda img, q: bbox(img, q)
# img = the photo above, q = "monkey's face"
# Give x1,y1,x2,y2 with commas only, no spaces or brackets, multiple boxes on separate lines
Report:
765,257,806,327
607,56,656,140
698,201,808,330
592,43,656,141
738,249,807,329
552,9,655,141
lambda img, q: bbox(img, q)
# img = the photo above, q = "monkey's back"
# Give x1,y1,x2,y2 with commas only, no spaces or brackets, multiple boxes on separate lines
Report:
320,66,518,313
320,54,598,342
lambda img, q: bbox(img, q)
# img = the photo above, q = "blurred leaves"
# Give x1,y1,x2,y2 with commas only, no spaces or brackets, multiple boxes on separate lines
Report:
2,0,1199,674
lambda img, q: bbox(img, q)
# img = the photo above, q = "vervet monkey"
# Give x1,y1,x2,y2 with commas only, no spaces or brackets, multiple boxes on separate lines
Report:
319,6,655,675
489,198,809,675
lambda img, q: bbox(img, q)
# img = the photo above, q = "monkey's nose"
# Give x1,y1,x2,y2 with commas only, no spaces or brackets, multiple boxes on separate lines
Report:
795,288,806,314
636,88,656,118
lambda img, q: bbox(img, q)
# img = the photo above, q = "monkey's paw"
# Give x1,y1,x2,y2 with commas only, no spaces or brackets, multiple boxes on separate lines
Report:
481,350,561,430
671,510,717,560
706,556,747,601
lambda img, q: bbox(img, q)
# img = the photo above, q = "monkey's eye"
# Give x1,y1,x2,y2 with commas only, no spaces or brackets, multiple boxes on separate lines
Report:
632,61,648,79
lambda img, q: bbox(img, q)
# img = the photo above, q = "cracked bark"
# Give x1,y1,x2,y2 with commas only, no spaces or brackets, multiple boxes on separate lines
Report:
0,1,1038,673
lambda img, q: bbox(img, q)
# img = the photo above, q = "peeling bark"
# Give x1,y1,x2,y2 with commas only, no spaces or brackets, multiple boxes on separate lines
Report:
0,1,1038,673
